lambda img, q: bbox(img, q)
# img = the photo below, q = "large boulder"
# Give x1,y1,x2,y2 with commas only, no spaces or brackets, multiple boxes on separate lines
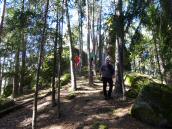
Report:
124,73,154,98
131,83,172,128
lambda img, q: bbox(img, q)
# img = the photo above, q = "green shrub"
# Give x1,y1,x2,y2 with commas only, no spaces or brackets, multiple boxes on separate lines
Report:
0,97,15,111
61,73,71,86
3,84,13,97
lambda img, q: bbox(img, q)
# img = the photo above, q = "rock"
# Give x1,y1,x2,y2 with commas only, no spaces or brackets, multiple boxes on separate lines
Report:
124,73,154,98
131,84,172,128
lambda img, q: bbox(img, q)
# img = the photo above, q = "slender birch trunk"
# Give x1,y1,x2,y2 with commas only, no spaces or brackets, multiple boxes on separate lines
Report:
64,0,76,91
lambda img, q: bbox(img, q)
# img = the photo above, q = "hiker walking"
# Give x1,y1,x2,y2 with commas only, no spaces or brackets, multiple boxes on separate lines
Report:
100,56,115,99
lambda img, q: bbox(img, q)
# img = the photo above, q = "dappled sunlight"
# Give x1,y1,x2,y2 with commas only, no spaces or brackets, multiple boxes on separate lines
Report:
42,125,63,129
18,116,32,128
112,106,131,118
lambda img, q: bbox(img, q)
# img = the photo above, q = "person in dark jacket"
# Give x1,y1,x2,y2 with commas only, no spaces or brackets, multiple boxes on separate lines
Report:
100,56,115,99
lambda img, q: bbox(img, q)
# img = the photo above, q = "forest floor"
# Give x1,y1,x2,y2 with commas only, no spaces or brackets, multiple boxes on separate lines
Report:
0,76,164,129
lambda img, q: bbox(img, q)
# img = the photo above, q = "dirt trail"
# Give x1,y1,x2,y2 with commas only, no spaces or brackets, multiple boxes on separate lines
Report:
0,78,162,129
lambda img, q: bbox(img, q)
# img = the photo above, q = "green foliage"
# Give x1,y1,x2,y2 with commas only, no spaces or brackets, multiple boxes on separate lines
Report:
41,55,54,85
91,121,108,129
0,97,15,111
3,84,13,98
41,50,70,85
61,73,71,86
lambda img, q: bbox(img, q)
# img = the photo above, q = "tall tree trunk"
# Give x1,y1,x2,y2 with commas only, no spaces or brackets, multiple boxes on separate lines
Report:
98,0,103,68
65,0,76,91
0,0,6,37
32,0,49,128
114,0,125,98
51,10,58,107
13,48,20,98
86,0,93,86
91,0,96,76
0,0,6,95
57,0,64,118
153,36,163,83
91,0,95,54
20,0,26,94
77,0,83,73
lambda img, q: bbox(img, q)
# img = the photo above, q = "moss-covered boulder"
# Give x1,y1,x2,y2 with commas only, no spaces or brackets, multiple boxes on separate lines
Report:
131,84,172,128
125,73,154,98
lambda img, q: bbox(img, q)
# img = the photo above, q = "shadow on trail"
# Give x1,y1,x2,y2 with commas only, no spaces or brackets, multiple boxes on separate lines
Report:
36,90,161,129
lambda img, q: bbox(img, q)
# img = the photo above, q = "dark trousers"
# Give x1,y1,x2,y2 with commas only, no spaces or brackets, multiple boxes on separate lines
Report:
102,77,113,98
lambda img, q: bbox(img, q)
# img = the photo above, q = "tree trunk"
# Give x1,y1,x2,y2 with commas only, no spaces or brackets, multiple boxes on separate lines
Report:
153,36,163,83
98,0,103,68
0,0,6,37
0,0,6,95
86,0,93,86
57,0,64,118
77,0,83,73
114,0,125,98
65,0,77,91
91,0,96,76
20,0,26,94
32,0,49,128
13,48,20,98
51,10,58,107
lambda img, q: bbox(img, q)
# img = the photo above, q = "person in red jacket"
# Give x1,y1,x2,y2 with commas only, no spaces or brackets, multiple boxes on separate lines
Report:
74,55,80,71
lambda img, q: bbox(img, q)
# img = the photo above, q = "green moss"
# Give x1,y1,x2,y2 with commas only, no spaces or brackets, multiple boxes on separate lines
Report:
131,84,172,127
131,101,162,125
124,74,135,86
124,73,154,97
125,89,138,98
92,121,108,129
